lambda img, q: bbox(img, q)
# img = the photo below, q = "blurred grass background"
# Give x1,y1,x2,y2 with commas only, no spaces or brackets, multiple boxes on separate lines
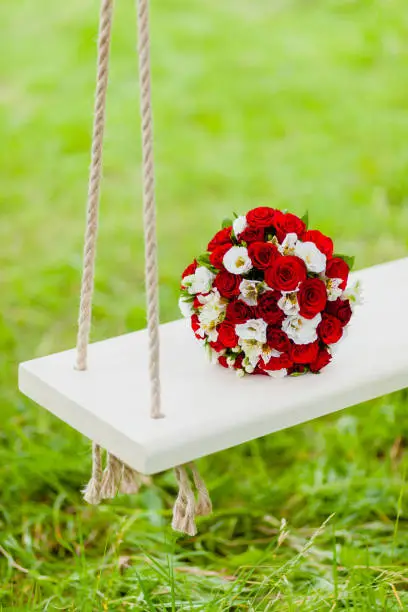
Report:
1,0,408,609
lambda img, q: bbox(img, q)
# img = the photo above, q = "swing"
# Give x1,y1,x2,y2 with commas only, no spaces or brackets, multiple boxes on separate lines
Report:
18,0,408,535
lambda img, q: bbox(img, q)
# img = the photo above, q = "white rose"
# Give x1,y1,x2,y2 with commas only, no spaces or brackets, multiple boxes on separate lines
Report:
324,277,343,301
278,232,298,256
198,290,226,325
186,266,215,294
295,241,326,274
239,339,262,367
266,368,288,379
282,312,322,345
236,318,268,343
260,344,281,364
342,279,363,306
178,296,194,318
223,246,253,275
278,292,300,316
233,215,248,238
239,279,262,306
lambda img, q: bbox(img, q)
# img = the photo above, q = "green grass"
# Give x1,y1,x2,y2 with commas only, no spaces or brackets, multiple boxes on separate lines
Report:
1,0,408,608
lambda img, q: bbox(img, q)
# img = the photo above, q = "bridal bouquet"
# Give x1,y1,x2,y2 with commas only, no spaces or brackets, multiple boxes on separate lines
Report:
179,207,361,377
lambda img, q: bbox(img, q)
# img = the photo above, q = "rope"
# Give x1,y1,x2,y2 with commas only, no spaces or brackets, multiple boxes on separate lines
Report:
172,466,197,536
83,443,103,504
78,0,212,534
75,0,113,371
137,0,162,418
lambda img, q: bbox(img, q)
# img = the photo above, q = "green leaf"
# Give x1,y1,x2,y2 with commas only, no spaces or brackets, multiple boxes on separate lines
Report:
233,212,239,219
196,251,218,273
301,211,309,229
333,253,355,270
222,217,233,229
196,252,211,266
180,291,195,302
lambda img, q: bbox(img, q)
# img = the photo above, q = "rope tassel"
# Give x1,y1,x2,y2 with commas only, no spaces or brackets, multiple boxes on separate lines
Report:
190,463,212,517
100,453,122,499
83,442,103,504
172,466,197,536
172,463,212,536
120,463,141,494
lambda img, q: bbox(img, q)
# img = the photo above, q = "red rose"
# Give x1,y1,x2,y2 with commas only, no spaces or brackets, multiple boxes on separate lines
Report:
233,354,244,370
239,225,265,244
248,242,279,270
254,367,268,375
266,328,291,353
191,314,202,339
182,260,197,279
225,300,254,323
210,339,225,352
318,313,343,344
325,298,352,326
303,230,333,258
265,256,307,292
275,212,306,242
218,355,229,368
207,226,233,251
256,291,285,325
310,348,332,373
326,257,349,290
298,278,327,319
218,322,238,348
291,341,319,364
214,271,240,299
193,295,202,309
246,206,277,228
209,243,231,269
262,353,293,371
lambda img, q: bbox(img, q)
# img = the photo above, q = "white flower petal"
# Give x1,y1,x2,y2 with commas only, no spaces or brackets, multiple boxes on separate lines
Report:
295,241,326,274
343,279,364,306
223,246,253,275
239,279,262,306
266,368,288,378
239,340,262,367
233,215,248,238
325,277,343,301
178,296,194,318
198,290,226,339
278,232,298,255
186,266,215,294
260,344,281,364
236,318,268,343
282,313,322,345
278,292,300,316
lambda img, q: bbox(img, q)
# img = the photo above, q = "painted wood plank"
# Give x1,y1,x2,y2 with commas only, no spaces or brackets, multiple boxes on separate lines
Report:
19,258,408,475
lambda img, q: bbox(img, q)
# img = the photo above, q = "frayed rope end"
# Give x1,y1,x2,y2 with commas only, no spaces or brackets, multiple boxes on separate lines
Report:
119,465,141,495
100,454,122,499
83,477,101,505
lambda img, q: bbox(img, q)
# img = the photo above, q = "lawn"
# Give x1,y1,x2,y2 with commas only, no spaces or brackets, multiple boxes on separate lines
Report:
1,0,408,609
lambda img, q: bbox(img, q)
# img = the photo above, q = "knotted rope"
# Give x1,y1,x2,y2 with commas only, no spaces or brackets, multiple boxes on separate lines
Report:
77,0,211,534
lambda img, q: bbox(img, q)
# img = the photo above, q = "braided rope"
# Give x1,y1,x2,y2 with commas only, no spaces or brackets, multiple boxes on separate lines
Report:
137,0,162,418
83,443,103,504
75,0,161,419
78,0,211,533
75,0,113,371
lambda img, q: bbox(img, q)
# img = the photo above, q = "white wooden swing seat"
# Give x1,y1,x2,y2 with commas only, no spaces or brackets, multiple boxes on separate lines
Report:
19,257,408,475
